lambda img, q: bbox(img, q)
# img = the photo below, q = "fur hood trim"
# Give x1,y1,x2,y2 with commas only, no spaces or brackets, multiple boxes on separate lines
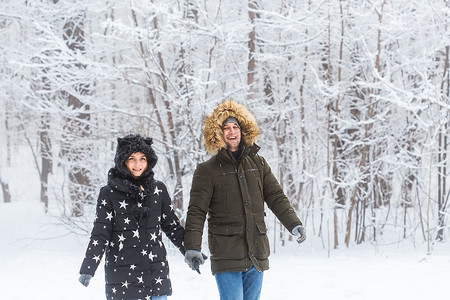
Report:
203,100,260,154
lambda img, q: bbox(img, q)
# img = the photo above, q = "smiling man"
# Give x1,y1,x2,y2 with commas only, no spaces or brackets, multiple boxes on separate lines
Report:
184,100,306,300
222,116,241,153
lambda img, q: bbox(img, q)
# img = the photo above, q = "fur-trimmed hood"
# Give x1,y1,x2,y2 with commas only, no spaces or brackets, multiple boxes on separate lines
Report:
203,100,261,154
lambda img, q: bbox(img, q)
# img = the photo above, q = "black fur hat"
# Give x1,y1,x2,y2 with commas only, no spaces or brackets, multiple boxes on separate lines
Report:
114,134,158,179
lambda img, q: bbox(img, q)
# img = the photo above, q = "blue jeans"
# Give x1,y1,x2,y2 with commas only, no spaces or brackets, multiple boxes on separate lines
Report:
215,266,264,300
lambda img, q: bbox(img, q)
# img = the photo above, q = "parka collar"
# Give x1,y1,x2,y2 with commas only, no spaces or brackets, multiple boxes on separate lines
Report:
218,144,261,164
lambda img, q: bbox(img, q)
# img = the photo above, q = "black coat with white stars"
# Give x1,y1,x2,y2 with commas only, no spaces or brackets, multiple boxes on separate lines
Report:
80,168,185,300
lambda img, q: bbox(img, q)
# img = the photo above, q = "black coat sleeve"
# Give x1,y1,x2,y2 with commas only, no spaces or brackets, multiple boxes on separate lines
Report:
158,181,186,255
79,186,114,276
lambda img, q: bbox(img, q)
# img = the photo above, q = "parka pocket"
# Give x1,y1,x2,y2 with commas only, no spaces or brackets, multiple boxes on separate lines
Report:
208,225,247,260
255,222,270,259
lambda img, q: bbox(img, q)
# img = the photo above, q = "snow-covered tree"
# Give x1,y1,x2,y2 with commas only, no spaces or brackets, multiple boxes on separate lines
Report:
0,0,448,247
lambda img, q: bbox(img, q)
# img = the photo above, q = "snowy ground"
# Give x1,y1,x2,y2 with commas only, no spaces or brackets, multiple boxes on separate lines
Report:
1,202,449,300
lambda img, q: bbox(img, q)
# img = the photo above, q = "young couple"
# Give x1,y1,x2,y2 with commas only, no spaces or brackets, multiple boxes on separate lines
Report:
79,100,306,300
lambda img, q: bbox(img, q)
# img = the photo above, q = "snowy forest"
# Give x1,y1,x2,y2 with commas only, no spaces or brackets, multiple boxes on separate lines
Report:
1,0,449,252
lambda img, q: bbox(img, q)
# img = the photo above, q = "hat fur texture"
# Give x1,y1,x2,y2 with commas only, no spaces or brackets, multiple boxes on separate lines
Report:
114,134,158,179
203,100,260,154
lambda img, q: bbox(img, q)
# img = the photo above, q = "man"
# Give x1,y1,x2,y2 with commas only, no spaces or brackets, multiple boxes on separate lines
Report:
184,100,306,300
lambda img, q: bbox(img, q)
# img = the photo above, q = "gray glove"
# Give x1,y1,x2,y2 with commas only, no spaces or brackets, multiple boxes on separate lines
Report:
291,225,306,243
184,250,208,274
79,274,92,287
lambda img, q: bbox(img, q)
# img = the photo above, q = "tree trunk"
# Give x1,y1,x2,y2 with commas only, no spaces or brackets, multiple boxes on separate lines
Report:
331,0,346,249
436,45,449,241
61,10,91,217
344,141,369,247
247,0,258,99
39,118,52,211
0,173,11,203
131,8,185,213
1,103,12,203
345,0,387,246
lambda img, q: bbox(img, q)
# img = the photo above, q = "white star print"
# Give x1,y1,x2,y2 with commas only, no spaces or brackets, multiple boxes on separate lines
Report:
145,296,151,300
150,232,157,242
80,182,189,298
106,212,113,221
118,234,125,242
154,186,162,195
148,251,157,261
119,200,129,209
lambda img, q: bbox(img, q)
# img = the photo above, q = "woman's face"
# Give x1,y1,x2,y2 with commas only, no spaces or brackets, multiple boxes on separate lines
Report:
125,152,148,178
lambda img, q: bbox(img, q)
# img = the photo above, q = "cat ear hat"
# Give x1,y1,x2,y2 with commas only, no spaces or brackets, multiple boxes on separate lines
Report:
114,134,158,178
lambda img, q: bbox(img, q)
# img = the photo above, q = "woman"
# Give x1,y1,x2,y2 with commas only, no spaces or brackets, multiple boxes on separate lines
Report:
79,134,185,300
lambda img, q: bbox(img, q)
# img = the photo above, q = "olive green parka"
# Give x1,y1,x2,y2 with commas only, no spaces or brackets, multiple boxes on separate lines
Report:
184,100,303,275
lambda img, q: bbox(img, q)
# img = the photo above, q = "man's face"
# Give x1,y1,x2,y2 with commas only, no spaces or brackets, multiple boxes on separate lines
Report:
222,122,241,152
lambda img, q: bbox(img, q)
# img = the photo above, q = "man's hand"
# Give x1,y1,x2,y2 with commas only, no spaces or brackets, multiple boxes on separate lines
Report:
291,225,306,244
79,274,93,287
184,250,208,274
